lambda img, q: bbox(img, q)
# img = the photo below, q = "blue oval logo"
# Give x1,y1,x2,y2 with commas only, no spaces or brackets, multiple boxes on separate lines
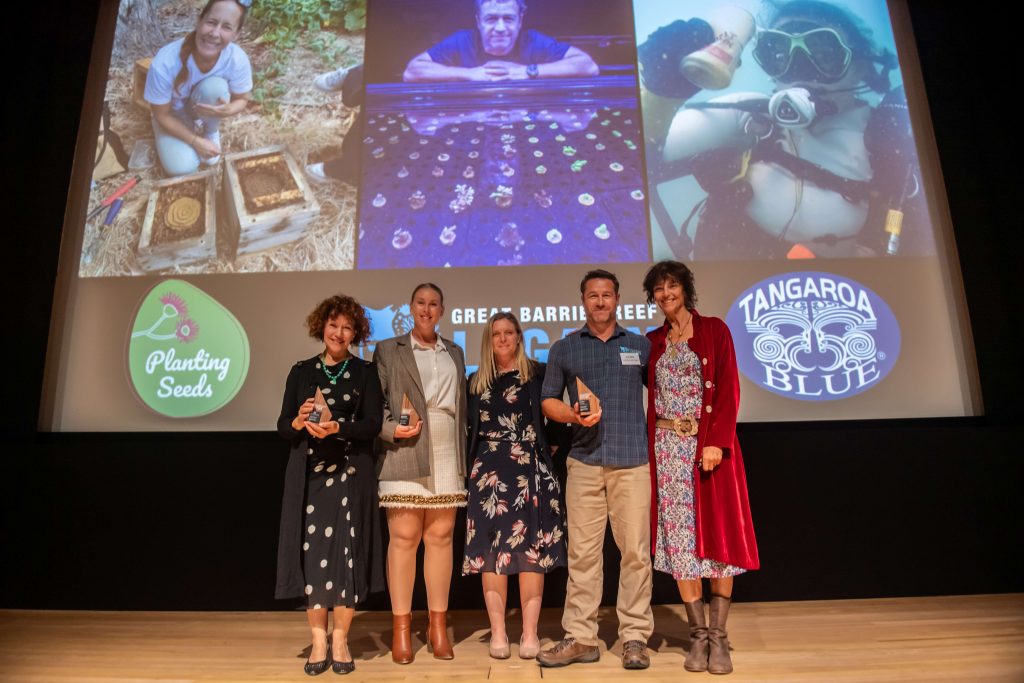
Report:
726,272,900,401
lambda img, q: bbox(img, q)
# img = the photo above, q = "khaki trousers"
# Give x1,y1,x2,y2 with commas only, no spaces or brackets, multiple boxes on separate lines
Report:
562,458,653,645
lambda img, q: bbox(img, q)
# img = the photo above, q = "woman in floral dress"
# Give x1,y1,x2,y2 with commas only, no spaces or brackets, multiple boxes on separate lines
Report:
643,261,760,675
464,312,566,660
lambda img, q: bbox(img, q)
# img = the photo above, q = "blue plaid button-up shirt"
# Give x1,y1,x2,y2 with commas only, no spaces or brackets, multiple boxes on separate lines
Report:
541,324,650,467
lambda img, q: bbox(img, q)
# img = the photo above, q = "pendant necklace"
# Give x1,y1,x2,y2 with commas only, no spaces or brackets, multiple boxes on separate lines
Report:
667,313,693,355
322,355,351,385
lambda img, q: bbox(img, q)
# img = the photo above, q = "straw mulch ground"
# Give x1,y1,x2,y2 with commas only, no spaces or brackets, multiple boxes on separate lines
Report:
79,0,363,277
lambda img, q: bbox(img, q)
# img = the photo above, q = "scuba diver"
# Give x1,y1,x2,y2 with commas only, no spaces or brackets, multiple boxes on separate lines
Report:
638,0,929,259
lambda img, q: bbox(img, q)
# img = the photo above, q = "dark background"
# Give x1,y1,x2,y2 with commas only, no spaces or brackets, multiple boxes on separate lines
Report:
2,0,1020,611
363,0,638,82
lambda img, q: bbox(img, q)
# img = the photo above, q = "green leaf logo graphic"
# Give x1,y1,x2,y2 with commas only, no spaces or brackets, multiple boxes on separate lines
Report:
127,280,250,418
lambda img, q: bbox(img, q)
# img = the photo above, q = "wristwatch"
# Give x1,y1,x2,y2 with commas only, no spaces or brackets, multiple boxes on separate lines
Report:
526,63,539,79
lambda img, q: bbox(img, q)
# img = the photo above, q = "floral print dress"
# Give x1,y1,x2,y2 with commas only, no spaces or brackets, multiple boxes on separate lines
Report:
463,370,566,575
654,341,746,580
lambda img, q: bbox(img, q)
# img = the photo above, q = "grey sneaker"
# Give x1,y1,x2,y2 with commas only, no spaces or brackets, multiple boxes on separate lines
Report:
314,66,351,93
305,162,334,185
536,637,600,668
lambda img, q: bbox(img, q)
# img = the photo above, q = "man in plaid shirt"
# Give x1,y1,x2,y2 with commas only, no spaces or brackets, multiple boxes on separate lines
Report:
537,269,653,670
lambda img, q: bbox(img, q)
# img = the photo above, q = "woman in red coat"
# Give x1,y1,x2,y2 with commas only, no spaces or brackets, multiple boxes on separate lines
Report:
642,261,759,675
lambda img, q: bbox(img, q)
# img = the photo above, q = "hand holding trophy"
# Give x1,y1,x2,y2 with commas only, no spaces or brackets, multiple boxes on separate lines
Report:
304,387,340,438
394,393,423,438
307,387,332,424
575,377,602,427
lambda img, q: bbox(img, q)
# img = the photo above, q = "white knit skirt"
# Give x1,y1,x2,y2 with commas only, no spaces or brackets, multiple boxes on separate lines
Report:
379,409,467,509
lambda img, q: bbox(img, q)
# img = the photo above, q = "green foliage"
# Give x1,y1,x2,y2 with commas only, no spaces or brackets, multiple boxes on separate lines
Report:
309,34,351,66
343,2,365,32
247,0,365,112
249,0,365,41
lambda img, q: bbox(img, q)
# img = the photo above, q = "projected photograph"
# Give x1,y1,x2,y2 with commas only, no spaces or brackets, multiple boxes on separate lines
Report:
78,0,367,278
636,0,936,261
355,0,648,269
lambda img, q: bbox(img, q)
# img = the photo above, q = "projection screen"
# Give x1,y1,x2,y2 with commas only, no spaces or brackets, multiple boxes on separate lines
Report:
39,0,981,431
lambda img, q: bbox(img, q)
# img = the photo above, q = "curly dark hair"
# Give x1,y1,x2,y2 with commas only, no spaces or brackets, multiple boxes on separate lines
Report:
642,260,698,309
305,295,372,345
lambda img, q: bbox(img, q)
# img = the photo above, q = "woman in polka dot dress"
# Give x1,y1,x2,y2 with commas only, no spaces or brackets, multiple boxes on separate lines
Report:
276,295,386,676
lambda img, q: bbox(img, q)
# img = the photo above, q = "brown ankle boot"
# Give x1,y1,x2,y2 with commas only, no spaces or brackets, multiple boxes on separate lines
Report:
683,599,709,672
428,610,454,660
708,595,733,674
391,613,414,664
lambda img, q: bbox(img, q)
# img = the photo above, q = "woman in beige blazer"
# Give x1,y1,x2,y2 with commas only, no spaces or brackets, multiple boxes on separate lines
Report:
373,282,467,664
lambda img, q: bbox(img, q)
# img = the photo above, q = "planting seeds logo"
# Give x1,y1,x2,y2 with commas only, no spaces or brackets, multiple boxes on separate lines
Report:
127,280,250,417
726,272,900,401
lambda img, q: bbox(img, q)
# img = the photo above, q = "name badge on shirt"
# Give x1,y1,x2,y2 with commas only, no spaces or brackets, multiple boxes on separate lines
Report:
620,351,641,366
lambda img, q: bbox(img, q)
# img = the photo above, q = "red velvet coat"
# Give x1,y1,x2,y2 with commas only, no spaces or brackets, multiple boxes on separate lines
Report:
647,311,760,570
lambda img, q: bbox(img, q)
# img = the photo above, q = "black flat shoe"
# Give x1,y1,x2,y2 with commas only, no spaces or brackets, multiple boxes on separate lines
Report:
331,637,354,674
304,650,331,676
331,659,355,675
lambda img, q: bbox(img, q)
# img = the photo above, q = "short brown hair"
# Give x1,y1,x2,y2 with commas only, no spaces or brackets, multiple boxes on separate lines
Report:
305,295,371,345
580,269,619,294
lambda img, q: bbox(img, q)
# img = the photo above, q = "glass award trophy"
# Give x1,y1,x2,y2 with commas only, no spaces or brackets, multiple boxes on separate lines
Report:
399,393,420,427
308,386,333,424
576,377,600,416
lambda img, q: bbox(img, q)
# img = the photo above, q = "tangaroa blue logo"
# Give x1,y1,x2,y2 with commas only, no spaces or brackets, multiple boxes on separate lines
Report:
726,272,900,401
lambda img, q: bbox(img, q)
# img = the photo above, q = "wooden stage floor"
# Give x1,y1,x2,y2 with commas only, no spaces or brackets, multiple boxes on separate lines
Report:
1,594,1022,682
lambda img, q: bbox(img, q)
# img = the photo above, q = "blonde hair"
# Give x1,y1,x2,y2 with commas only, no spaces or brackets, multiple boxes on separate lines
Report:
470,312,533,394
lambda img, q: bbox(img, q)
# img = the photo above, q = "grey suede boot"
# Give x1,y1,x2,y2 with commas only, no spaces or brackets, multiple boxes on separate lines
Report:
683,599,709,672
708,595,733,674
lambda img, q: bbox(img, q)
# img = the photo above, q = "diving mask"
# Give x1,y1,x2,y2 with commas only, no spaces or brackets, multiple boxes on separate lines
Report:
753,27,853,82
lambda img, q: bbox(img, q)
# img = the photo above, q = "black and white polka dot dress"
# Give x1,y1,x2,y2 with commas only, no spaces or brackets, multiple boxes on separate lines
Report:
275,356,386,608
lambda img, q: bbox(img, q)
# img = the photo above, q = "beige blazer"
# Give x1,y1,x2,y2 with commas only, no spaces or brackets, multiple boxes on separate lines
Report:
373,333,467,482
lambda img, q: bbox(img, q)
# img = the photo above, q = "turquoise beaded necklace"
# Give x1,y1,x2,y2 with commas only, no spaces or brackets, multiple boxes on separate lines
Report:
321,355,351,385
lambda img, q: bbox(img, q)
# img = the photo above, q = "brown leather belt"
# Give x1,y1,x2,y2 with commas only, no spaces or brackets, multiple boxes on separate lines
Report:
655,416,698,438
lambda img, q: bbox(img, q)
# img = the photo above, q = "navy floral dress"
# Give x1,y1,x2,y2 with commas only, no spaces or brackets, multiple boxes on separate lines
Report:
463,370,566,575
